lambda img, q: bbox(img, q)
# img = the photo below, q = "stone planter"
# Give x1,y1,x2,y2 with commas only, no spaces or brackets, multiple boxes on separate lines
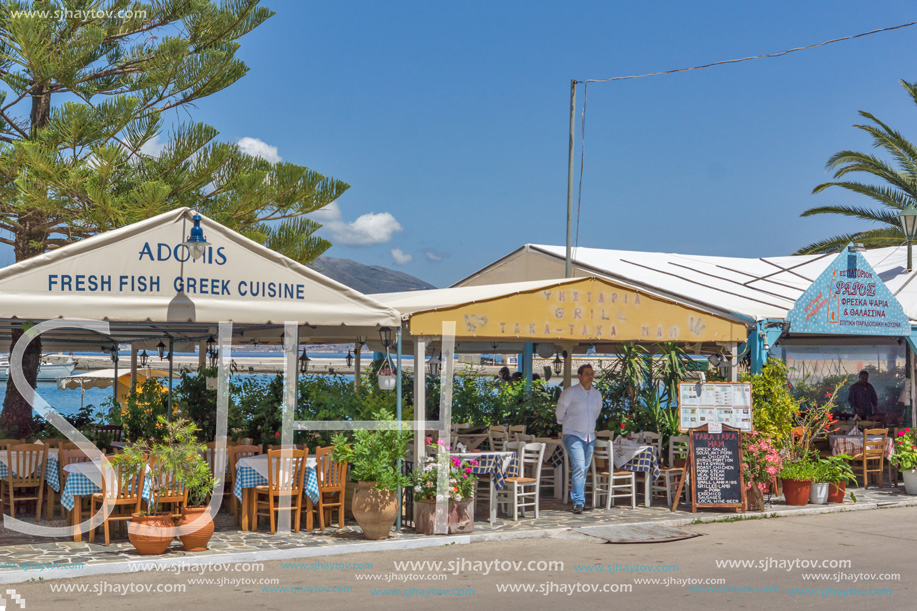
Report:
352,481,398,540
781,479,811,506
809,482,829,505
902,469,917,494
128,513,174,555
414,498,475,534
177,507,214,552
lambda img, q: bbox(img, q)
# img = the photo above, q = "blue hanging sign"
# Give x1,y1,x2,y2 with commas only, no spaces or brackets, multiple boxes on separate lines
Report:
785,244,910,335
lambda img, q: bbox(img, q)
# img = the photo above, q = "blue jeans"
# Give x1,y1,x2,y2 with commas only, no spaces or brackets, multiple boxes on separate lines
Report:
563,435,595,506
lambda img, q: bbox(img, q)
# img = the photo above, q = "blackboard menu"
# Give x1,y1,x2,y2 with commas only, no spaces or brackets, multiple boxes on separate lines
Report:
690,425,745,511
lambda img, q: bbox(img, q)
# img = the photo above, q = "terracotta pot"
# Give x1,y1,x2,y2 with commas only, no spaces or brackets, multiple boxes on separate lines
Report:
128,513,174,555
781,479,811,506
827,481,846,503
415,498,476,534
178,507,215,552
352,481,398,540
745,484,764,511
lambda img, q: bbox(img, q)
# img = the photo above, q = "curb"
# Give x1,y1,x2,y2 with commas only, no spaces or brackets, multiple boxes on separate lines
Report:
3,497,916,584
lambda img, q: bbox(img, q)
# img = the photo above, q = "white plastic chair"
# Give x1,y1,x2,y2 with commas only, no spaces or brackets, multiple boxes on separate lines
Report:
591,439,636,508
497,442,546,520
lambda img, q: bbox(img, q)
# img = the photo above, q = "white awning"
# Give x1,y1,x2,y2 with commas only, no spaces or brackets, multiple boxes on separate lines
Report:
0,208,401,349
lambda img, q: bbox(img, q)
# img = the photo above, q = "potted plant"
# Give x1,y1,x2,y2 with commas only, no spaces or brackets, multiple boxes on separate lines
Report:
332,409,410,540
112,417,209,555
167,421,215,552
109,442,175,555
413,439,477,534
890,428,917,494
816,454,858,503
779,459,817,506
741,430,782,511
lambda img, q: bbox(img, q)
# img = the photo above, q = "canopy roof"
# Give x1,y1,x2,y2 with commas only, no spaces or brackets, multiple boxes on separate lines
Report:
453,244,917,324
372,276,748,349
0,208,401,350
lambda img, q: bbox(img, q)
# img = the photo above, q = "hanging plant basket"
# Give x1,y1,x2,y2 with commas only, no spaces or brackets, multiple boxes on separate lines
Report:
378,361,397,390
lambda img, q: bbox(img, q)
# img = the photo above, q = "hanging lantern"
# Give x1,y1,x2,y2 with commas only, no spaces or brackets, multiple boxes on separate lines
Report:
346,350,354,368
139,350,149,368
156,340,166,360
183,213,209,260
299,347,311,374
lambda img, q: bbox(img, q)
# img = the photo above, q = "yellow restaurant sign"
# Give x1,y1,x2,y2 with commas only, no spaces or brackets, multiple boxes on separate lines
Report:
408,278,747,342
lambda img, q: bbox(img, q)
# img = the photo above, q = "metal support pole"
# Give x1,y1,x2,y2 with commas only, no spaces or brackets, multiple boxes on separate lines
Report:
167,338,174,420
908,239,913,273
129,346,137,394
354,341,362,389
112,349,119,409
565,79,576,279
396,327,403,532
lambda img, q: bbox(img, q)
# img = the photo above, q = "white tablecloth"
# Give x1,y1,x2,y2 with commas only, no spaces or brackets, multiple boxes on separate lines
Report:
613,443,653,469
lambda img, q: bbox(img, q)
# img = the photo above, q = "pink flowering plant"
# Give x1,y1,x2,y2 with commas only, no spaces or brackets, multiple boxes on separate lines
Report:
741,430,783,492
889,428,917,471
413,438,478,501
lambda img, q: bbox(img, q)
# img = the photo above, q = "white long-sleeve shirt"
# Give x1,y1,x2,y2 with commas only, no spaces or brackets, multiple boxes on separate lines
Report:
556,383,603,442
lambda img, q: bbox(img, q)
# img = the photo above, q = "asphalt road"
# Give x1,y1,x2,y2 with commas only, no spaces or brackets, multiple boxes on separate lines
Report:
13,506,916,610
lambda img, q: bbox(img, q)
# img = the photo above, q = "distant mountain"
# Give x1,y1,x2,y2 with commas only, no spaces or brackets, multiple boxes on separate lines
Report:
309,256,437,294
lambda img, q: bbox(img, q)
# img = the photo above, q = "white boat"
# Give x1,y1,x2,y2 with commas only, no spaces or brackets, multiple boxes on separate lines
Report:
0,357,77,381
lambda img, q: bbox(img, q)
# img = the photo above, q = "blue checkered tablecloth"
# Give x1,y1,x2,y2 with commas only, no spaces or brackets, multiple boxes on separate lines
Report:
233,460,319,504
60,464,153,511
0,455,60,492
464,454,520,490
547,446,564,468
619,447,661,481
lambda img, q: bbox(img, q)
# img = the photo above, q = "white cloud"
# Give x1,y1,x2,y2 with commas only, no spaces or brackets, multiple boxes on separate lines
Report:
425,249,443,261
140,134,167,158
310,201,342,223
238,137,282,163
327,212,403,246
391,247,413,265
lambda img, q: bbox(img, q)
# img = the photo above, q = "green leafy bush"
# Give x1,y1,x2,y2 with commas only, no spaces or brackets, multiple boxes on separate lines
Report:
332,409,411,492
743,360,801,448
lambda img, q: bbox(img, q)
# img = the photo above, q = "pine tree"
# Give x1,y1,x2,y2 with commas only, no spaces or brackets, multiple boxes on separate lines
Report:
0,1,348,436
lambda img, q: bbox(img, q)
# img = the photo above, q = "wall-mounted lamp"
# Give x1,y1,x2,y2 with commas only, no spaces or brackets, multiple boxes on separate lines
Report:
109,343,119,364
299,347,311,374
346,350,354,368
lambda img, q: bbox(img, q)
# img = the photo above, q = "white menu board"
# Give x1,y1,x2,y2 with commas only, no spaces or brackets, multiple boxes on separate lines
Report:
678,382,753,431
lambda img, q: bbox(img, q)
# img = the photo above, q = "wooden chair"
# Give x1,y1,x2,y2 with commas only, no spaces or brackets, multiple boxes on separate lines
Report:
508,425,527,440
0,438,23,450
58,448,104,520
89,459,146,546
151,460,187,519
653,435,690,506
592,439,636,508
488,426,509,452
850,429,888,489
253,449,306,534
88,425,123,442
228,444,262,523
497,442,545,520
305,446,348,530
37,438,65,449
0,444,48,519
595,430,614,439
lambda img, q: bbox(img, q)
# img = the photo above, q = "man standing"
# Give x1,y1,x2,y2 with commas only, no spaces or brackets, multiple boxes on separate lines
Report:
556,363,602,514
848,370,878,420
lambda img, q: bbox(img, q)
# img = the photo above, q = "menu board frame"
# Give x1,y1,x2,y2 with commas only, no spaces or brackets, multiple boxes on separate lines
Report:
678,382,753,432
688,424,746,513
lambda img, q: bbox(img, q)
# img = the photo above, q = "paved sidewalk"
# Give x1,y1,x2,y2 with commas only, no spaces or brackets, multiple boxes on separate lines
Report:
0,486,913,583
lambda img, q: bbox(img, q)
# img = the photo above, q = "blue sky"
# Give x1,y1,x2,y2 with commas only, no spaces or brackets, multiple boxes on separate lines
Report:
179,1,917,287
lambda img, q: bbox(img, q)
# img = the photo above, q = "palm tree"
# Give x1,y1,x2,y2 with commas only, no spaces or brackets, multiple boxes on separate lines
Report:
796,79,917,254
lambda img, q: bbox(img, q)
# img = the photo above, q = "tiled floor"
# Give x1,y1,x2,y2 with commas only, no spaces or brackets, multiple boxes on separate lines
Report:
0,487,913,573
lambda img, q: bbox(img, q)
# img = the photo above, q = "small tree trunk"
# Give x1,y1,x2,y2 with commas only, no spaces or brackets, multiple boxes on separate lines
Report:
0,327,41,438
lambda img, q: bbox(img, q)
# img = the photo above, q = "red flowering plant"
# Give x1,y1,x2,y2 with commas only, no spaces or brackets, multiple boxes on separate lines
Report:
617,414,641,438
889,428,917,471
413,438,478,502
741,430,783,492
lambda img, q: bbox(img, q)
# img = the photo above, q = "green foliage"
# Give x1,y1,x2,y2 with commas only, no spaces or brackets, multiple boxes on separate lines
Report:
779,458,818,481
111,417,210,514
814,454,858,485
331,410,410,492
172,367,220,442
797,80,917,254
609,342,650,405
107,377,172,443
654,342,691,405
742,360,801,448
